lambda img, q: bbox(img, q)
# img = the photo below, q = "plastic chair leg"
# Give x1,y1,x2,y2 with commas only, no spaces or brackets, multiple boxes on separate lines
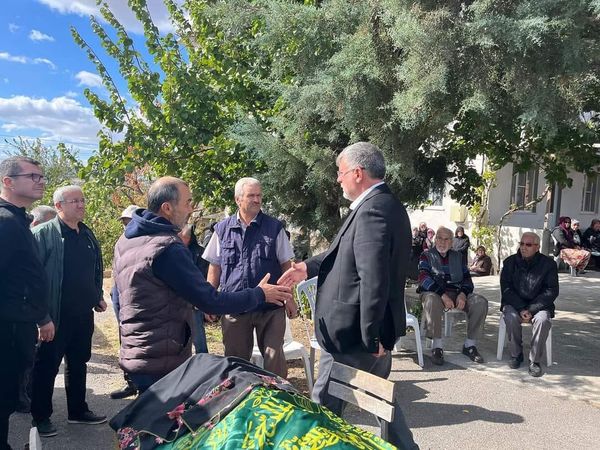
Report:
497,313,507,360
546,328,552,367
413,321,424,367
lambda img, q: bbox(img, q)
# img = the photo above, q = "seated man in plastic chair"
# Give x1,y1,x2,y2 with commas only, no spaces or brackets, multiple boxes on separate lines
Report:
418,226,488,366
500,232,558,377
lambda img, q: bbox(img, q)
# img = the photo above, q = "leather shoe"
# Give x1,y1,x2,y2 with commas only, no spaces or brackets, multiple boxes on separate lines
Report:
508,353,524,369
431,348,444,365
462,345,484,363
67,410,107,425
110,383,137,399
32,418,57,437
528,362,543,377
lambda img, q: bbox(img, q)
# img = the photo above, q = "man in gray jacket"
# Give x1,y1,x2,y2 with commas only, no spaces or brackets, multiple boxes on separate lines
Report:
31,185,107,437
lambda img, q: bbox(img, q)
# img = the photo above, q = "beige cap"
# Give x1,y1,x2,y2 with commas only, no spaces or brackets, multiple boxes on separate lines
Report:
120,205,140,220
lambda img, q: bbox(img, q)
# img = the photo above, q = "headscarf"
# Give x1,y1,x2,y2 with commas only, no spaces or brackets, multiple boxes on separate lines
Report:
558,216,574,244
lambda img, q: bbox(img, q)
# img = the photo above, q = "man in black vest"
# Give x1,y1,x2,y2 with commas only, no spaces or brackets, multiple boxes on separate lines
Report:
279,142,418,450
418,226,488,366
0,156,54,450
203,178,295,378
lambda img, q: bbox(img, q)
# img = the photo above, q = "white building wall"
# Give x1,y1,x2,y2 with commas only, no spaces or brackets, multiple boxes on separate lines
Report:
406,162,594,269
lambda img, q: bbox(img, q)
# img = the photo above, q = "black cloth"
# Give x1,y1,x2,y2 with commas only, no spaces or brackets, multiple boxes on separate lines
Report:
0,199,49,324
187,227,209,278
500,251,559,317
31,310,94,421
305,184,411,354
0,322,37,449
59,220,98,316
110,354,295,450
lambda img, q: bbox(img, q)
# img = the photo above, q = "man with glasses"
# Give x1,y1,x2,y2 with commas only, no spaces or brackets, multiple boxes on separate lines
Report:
30,185,107,437
418,226,489,366
500,232,558,377
0,156,54,450
278,142,418,449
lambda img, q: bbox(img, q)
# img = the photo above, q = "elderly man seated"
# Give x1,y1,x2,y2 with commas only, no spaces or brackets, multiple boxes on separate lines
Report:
500,232,558,377
418,226,488,365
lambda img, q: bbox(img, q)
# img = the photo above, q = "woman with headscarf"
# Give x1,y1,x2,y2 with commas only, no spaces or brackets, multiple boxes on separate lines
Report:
423,228,435,250
452,226,471,266
552,216,590,273
571,219,583,246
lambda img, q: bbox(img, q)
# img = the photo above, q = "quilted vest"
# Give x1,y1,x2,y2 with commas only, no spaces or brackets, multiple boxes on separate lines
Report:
113,233,193,376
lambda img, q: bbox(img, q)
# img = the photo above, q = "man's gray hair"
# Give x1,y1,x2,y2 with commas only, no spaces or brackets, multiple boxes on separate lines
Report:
147,177,187,213
53,185,83,204
521,231,540,245
436,226,454,239
31,205,56,223
336,142,386,179
234,177,261,199
0,156,42,179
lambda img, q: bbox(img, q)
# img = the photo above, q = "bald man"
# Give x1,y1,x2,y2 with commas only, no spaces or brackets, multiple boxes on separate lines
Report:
112,177,292,393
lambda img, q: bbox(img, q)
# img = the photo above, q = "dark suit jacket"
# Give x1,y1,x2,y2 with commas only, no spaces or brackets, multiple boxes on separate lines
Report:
305,184,411,354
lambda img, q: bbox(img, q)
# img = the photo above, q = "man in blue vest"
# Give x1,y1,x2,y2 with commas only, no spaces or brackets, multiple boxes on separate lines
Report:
203,177,295,377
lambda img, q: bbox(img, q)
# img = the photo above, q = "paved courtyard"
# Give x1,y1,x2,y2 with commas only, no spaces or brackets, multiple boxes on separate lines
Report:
8,273,600,449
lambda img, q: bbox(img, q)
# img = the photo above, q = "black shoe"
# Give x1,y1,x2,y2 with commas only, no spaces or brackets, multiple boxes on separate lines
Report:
67,410,107,425
462,345,484,363
110,383,137,399
431,348,444,366
32,418,57,437
528,362,543,377
508,353,524,369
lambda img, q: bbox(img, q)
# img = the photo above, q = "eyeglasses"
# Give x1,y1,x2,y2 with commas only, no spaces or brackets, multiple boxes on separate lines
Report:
519,242,538,247
8,173,47,183
336,167,362,178
61,198,86,205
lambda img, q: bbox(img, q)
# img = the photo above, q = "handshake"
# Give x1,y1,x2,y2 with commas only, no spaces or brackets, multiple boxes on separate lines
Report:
258,262,309,319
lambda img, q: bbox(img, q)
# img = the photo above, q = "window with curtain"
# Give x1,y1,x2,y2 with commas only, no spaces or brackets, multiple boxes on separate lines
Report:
581,174,598,213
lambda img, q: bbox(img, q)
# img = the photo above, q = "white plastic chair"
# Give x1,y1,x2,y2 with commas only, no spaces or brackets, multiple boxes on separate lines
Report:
295,277,320,385
496,312,552,367
29,427,42,450
394,306,424,367
420,308,466,348
251,315,314,394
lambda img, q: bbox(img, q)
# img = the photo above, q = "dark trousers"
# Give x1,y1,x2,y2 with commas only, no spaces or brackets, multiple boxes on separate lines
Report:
312,350,419,450
31,311,94,421
0,322,37,450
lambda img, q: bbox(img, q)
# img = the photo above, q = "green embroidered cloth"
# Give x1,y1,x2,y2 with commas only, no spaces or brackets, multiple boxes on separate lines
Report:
158,385,395,450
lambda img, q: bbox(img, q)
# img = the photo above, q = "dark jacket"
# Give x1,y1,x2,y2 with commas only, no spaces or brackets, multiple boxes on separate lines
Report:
582,227,600,251
32,216,103,326
113,210,265,375
452,234,470,265
500,251,559,317
305,184,411,354
0,199,50,324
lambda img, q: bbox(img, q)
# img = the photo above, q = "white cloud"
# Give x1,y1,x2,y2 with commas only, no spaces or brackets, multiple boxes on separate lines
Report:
0,52,27,64
75,70,103,88
0,95,102,145
29,29,55,42
37,0,181,34
8,23,20,33
0,51,56,70
65,91,78,98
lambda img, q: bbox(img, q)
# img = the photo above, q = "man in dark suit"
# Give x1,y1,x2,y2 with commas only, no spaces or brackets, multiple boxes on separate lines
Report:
279,142,418,449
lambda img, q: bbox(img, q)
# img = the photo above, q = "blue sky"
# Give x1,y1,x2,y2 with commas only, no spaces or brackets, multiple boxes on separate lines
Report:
0,0,176,160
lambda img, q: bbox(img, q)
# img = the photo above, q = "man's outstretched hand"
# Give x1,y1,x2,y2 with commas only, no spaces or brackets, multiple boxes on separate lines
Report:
277,261,308,287
258,273,292,306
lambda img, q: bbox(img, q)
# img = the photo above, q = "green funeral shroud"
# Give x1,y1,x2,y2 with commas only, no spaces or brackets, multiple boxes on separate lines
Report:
159,385,396,450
